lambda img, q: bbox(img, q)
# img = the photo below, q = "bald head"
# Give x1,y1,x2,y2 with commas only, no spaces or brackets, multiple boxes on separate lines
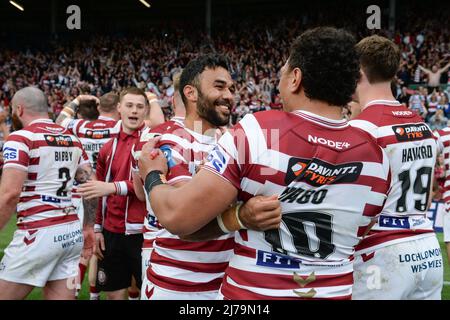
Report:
12,87,48,114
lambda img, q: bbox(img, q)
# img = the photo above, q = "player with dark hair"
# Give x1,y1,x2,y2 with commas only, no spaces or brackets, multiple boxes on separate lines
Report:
138,27,391,300
132,54,282,300
350,35,443,300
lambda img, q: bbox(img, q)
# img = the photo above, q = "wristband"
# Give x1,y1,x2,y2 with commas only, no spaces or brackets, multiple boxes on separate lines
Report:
217,214,230,233
149,98,159,104
235,202,247,229
60,110,74,118
144,170,166,194
217,203,243,233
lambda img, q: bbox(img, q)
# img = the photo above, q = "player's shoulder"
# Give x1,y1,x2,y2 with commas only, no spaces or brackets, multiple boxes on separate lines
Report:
357,102,421,126
237,110,300,133
152,120,184,135
158,121,191,145
437,126,450,137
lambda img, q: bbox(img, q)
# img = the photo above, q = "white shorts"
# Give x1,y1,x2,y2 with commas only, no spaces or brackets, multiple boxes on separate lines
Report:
141,280,219,300
0,221,83,288
443,211,450,243
353,234,443,300
140,247,153,299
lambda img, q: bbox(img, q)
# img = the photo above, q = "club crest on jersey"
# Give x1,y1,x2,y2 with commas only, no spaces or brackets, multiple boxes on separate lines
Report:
159,144,177,168
285,157,362,186
85,129,110,139
44,135,74,147
3,147,18,160
392,124,432,142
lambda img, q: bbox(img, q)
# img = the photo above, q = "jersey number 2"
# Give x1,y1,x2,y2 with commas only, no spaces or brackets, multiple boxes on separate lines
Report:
56,167,71,197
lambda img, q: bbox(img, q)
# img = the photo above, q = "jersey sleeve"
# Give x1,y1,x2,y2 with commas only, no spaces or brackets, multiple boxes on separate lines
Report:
78,145,90,167
434,130,444,155
61,118,84,136
157,135,191,185
2,131,31,172
202,124,248,191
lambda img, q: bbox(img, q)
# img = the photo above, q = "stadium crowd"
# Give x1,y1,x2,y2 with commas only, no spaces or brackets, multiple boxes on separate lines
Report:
0,2,449,301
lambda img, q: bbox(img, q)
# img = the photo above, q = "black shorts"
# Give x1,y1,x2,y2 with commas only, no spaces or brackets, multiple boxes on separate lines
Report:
96,229,143,292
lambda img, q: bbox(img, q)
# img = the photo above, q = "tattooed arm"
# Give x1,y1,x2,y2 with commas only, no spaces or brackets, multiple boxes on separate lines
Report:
56,95,100,126
75,162,97,227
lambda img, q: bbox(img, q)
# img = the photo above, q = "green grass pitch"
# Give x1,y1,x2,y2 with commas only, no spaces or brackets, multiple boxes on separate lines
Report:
1,217,449,300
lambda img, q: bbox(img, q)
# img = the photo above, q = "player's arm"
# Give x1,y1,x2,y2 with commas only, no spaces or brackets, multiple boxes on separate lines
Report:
55,97,79,125
138,139,281,236
56,95,100,126
146,92,165,128
0,168,26,231
75,161,97,227
91,147,107,259
180,195,281,241
132,171,146,202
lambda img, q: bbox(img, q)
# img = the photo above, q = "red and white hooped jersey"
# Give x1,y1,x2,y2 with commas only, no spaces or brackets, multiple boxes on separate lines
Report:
203,110,391,300
350,100,438,254
435,128,450,212
61,116,120,170
144,121,234,293
132,120,183,249
2,119,89,230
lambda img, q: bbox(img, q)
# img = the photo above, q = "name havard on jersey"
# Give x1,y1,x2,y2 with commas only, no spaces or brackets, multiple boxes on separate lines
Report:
2,119,89,229
349,100,439,253
203,110,391,299
61,117,120,169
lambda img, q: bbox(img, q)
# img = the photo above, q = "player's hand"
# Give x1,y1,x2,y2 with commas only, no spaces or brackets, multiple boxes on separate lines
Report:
138,137,168,178
94,232,106,260
78,180,116,199
82,226,95,260
145,92,158,102
239,195,281,231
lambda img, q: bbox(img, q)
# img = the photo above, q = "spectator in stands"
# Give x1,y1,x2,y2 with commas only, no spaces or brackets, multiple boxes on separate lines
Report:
428,109,449,130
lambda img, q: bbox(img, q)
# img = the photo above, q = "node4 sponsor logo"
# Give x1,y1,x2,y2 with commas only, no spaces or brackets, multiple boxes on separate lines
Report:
393,124,432,142
308,135,350,150
392,110,413,117
285,157,362,186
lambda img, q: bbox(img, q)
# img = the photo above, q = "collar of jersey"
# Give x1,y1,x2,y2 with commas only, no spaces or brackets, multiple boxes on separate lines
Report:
365,99,401,109
292,110,348,128
29,118,54,125
184,126,217,144
98,115,116,121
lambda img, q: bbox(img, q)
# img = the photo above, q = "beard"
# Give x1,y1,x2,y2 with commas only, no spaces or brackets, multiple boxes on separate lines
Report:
12,112,23,131
196,91,231,127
